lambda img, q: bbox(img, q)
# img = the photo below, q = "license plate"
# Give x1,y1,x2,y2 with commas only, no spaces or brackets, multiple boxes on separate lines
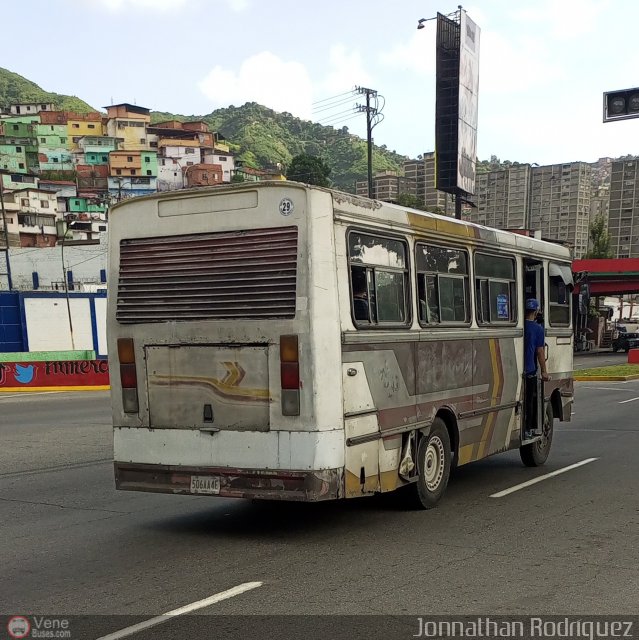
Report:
190,475,220,495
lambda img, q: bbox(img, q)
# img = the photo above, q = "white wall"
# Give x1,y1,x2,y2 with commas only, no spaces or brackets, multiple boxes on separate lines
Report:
24,297,95,351
203,153,235,182
157,160,184,190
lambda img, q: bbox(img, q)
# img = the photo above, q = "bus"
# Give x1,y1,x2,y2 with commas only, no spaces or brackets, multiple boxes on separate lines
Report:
107,181,574,509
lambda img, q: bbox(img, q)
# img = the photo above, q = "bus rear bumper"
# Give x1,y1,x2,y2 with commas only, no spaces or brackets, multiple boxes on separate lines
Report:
114,462,342,502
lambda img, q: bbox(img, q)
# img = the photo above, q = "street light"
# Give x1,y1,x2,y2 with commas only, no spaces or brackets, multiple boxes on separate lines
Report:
56,219,79,351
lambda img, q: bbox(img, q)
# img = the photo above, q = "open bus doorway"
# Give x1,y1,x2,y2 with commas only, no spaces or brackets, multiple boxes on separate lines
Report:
521,259,552,464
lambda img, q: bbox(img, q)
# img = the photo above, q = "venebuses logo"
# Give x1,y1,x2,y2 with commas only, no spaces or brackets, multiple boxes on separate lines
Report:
7,616,31,639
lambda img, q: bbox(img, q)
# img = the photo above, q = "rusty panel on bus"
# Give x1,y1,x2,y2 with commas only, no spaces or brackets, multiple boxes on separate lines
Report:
145,345,271,430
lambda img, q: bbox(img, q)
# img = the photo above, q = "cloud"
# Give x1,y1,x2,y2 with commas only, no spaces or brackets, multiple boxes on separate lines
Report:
93,0,188,10
478,30,564,94
92,0,247,12
511,0,610,39
379,21,436,76
198,52,314,119
322,45,372,94
224,0,249,10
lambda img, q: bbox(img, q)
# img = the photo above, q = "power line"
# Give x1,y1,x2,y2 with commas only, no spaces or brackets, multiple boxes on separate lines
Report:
321,113,363,128
312,96,358,114
312,90,356,106
318,108,358,124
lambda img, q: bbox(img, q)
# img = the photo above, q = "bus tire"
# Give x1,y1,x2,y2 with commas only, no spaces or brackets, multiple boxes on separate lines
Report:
408,418,452,509
520,403,554,467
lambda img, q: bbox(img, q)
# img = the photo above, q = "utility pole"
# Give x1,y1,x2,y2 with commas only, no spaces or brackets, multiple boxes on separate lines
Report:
0,181,14,291
356,86,381,199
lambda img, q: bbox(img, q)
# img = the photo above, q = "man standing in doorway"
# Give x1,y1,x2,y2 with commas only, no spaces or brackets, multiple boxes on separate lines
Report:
524,299,550,439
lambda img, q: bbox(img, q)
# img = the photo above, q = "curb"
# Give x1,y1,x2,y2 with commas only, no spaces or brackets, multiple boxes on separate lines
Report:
574,374,639,382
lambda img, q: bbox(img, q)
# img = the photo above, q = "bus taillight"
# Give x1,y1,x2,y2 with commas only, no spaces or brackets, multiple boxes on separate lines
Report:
117,338,139,413
280,335,300,416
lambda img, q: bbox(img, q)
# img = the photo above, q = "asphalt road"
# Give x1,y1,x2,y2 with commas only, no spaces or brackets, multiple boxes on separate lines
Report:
572,349,628,370
0,383,638,639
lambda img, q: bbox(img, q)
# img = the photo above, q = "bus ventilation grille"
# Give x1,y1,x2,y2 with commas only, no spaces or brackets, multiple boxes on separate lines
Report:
116,226,298,323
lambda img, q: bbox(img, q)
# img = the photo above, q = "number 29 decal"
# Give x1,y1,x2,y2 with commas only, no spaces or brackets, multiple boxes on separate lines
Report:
279,198,294,216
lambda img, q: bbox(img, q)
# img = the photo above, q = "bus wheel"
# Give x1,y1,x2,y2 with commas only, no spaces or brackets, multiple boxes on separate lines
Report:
520,403,554,467
409,418,452,509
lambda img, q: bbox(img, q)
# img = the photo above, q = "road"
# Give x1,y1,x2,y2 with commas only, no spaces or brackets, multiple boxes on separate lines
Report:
572,349,628,369
1,383,638,639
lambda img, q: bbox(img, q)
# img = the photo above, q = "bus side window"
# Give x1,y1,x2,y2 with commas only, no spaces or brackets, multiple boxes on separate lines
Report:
474,253,517,324
351,265,370,322
418,274,440,324
476,279,490,323
347,230,409,328
416,242,468,325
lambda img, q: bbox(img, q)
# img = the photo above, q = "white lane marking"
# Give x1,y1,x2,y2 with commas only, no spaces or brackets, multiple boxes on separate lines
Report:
560,428,638,433
591,386,635,392
490,458,598,498
0,391,65,399
95,582,262,640
619,396,639,404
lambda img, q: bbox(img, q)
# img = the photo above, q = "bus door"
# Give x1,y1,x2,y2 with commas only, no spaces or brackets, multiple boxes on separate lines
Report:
523,259,545,435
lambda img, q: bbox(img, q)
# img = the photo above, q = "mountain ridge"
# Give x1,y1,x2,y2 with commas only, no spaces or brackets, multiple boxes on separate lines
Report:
0,67,407,191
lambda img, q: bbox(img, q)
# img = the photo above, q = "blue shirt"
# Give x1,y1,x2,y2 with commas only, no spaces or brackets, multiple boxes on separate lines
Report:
524,320,545,375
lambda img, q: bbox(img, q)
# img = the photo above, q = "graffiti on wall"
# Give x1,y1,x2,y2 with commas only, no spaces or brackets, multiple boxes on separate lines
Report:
0,360,110,388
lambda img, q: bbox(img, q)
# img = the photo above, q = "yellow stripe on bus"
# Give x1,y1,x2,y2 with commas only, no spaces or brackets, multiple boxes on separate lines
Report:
477,339,501,460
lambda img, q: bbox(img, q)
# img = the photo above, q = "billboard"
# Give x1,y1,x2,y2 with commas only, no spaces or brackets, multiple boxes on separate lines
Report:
435,11,480,196
458,12,480,194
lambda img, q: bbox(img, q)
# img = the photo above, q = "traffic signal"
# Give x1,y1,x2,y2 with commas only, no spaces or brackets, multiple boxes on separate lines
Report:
603,87,639,122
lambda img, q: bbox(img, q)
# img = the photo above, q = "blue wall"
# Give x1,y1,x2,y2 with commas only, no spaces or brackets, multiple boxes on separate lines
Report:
0,293,24,352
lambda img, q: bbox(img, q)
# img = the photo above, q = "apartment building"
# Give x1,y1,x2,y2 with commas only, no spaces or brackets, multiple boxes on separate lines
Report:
6,188,61,247
107,149,157,197
590,185,610,224
355,171,416,203
10,103,55,115
403,153,450,213
608,159,639,258
465,162,591,257
470,164,531,230
104,103,151,151
529,162,592,258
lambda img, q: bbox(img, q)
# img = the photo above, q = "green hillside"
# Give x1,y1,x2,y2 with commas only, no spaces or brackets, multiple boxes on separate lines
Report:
0,67,95,113
0,67,408,192
151,102,408,192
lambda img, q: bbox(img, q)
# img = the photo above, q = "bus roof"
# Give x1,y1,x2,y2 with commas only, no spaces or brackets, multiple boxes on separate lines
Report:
109,180,573,262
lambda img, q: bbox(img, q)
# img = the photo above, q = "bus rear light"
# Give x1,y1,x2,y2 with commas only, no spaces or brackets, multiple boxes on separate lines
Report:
280,335,298,362
280,362,299,389
119,364,137,389
280,334,300,416
117,338,139,413
117,338,135,364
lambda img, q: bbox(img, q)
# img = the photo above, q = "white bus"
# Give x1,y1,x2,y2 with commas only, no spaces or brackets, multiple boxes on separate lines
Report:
107,181,574,509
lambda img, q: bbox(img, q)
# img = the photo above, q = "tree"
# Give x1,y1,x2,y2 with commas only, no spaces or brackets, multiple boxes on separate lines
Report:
286,154,331,187
584,215,614,258
396,193,428,211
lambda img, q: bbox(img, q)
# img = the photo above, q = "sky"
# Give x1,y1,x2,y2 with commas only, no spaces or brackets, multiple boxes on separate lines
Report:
3,0,639,165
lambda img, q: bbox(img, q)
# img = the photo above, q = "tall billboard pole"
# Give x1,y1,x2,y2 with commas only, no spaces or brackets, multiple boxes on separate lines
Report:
433,7,480,219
